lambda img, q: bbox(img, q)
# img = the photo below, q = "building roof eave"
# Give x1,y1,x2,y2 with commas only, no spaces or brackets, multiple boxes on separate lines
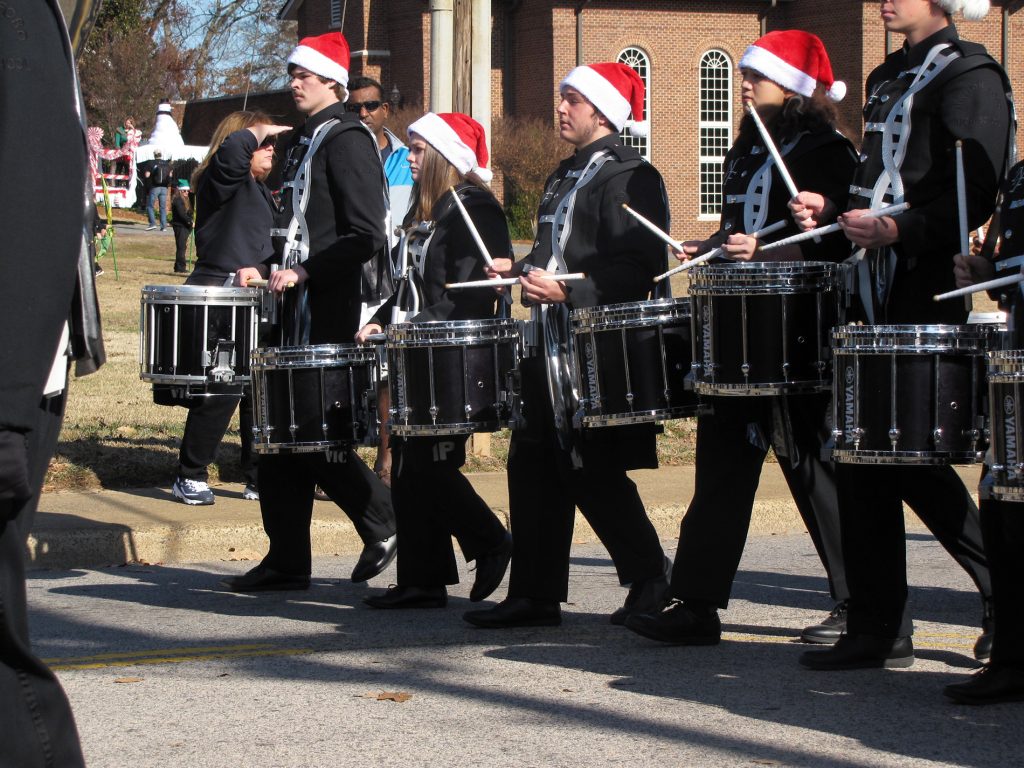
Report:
278,0,302,21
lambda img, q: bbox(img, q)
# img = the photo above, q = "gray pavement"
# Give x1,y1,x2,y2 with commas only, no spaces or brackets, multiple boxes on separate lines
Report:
29,533,1012,768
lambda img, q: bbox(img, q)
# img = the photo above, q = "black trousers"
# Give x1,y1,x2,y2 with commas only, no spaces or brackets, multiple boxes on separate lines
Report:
392,435,506,587
256,448,395,575
837,463,991,637
506,362,666,603
671,393,847,608
172,224,189,271
178,393,256,485
979,497,1024,667
0,392,85,768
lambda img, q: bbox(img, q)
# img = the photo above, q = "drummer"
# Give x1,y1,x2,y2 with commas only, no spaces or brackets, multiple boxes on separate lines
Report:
355,113,513,609
932,161,1024,704
799,0,1009,673
464,62,671,629
168,110,288,507
624,30,857,646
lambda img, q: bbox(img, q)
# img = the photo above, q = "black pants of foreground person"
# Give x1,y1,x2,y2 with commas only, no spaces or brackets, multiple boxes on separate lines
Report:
257,449,395,575
837,463,991,638
178,393,256,485
980,498,1024,667
0,392,86,768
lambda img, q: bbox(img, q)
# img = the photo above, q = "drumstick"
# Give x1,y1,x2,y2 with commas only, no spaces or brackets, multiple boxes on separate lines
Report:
758,202,910,252
245,278,296,289
933,272,1024,302
747,104,799,199
956,141,973,311
449,186,494,267
445,273,587,289
652,219,789,282
621,203,685,253
361,332,386,344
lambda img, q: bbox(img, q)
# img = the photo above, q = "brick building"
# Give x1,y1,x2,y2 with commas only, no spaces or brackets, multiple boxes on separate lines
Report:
278,0,1024,239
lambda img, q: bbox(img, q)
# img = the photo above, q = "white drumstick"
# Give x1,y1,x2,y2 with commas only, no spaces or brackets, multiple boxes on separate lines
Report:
933,272,1024,302
446,273,587,289
758,202,910,252
449,186,494,267
653,219,788,282
361,332,386,344
747,104,799,199
956,141,972,312
245,278,295,288
621,203,685,253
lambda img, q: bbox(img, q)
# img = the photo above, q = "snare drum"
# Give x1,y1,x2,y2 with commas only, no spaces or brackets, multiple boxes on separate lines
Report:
688,261,842,395
140,285,260,391
570,298,699,427
987,350,1024,501
831,324,998,465
250,345,377,454
386,318,520,436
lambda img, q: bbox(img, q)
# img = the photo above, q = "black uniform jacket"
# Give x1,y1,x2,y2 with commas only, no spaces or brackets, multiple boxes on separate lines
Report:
272,104,389,343
519,135,670,470
708,123,856,262
1,1,87,432
853,24,1013,323
192,129,275,282
373,183,510,325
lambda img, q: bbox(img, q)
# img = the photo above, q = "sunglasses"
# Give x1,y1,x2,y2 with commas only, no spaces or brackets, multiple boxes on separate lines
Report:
345,100,383,113
259,137,277,149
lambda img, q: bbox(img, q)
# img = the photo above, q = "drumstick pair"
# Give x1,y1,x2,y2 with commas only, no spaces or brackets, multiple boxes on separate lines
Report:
245,278,296,289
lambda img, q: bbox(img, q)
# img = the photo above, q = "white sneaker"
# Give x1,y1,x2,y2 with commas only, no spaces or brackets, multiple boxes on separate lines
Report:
172,477,214,505
242,483,259,500
145,225,158,231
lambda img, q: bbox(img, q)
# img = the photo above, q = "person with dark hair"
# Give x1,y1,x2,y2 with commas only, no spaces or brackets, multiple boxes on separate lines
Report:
625,30,857,647
145,150,172,231
357,112,512,609
464,63,671,629
2,1,105,764
799,0,1008,673
230,32,397,592
170,179,192,274
169,110,287,506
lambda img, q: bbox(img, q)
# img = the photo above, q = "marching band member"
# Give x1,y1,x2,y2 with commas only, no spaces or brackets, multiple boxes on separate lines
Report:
945,162,1024,704
227,31,397,592
356,113,513,609
169,110,285,507
464,63,672,628
799,0,1010,672
626,30,857,646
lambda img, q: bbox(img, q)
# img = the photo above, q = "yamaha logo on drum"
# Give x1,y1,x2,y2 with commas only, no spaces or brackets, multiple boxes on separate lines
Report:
584,341,599,402
701,304,713,374
1005,395,1016,416
1004,394,1018,467
843,364,856,444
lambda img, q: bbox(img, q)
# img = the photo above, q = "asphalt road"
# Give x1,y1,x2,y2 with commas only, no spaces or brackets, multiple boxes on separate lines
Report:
28,532,1017,768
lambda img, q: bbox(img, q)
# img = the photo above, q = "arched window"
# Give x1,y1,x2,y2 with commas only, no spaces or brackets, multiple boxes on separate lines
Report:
617,47,651,161
699,50,733,218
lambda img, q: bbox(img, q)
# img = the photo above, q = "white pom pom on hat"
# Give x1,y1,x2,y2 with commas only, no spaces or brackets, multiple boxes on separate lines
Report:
932,0,991,21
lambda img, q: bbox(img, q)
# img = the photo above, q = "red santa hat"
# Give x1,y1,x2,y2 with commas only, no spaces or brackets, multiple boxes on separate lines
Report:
408,112,493,184
287,32,350,100
559,62,648,137
932,0,990,19
739,30,847,102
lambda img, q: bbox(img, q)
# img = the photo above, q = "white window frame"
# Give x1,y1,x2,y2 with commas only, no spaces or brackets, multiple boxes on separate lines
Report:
617,46,651,162
698,49,733,220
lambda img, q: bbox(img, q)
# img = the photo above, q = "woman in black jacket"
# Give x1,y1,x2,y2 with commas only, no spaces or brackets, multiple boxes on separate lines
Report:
357,112,513,608
171,110,289,506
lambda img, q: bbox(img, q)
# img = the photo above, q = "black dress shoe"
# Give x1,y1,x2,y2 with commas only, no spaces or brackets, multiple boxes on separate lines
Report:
800,600,848,644
470,531,513,602
624,600,721,645
610,574,669,626
221,565,310,592
364,585,447,609
463,597,561,628
799,633,914,670
944,664,1024,705
351,534,397,583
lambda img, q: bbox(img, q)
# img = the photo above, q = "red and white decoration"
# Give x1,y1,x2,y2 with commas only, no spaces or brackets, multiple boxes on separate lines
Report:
739,30,846,102
287,31,351,100
560,62,648,136
408,112,493,184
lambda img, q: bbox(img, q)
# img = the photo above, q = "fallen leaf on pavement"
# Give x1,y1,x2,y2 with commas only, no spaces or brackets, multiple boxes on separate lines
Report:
377,691,412,703
114,677,143,684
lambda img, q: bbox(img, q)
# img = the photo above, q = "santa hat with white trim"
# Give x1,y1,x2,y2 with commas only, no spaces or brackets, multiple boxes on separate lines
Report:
932,0,990,19
408,112,493,184
560,62,648,137
739,30,847,103
287,31,351,102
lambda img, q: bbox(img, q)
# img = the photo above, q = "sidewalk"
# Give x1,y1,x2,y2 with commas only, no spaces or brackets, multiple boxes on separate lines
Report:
30,464,980,570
